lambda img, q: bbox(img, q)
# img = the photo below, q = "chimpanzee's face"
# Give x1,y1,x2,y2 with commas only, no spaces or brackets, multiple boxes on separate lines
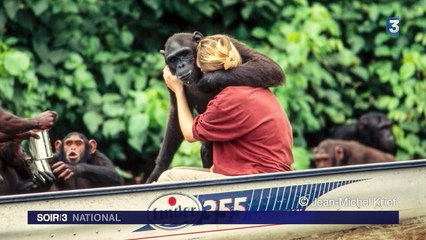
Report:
163,34,201,85
375,126,395,154
63,135,85,164
312,147,334,168
358,112,396,154
166,46,197,84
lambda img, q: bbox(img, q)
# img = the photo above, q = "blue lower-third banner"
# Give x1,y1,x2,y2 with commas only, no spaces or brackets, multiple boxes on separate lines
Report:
28,210,399,224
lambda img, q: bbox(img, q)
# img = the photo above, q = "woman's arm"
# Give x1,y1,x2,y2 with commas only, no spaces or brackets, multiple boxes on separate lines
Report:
163,66,197,142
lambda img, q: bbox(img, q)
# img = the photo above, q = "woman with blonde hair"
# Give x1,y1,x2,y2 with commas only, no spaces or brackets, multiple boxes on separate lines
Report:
158,34,293,182
196,34,242,72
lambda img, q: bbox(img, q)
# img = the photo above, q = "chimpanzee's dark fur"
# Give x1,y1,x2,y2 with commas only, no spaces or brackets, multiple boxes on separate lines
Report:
312,139,395,168
331,112,396,155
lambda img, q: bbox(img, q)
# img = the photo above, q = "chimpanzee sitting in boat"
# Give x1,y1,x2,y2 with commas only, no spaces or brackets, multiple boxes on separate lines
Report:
51,132,123,190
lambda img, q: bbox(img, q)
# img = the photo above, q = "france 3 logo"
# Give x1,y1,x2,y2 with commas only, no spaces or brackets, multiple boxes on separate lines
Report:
386,17,400,37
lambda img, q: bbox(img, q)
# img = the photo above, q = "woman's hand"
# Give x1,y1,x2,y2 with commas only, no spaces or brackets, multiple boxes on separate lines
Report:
162,66,196,142
163,66,183,93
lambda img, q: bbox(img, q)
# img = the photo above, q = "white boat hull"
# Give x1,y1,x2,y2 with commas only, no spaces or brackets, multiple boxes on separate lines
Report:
1,160,425,239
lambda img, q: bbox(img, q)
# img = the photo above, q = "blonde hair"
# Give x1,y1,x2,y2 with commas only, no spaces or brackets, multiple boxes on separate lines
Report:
196,35,242,72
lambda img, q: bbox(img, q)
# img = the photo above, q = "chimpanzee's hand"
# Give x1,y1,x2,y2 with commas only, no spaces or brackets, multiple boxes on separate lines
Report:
52,161,76,181
35,111,57,130
22,173,54,192
13,131,40,142
39,171,56,183
197,70,225,93
32,171,55,190
21,179,39,191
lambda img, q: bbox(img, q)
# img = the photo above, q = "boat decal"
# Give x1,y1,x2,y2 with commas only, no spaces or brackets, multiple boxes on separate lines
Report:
133,178,369,232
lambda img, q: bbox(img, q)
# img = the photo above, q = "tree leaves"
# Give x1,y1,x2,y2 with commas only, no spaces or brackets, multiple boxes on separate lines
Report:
64,53,84,70
3,0,20,19
83,111,104,134
1,0,425,176
37,63,57,78
3,51,30,76
0,77,14,99
120,30,134,47
30,0,49,16
127,113,149,152
399,63,416,80
102,119,125,138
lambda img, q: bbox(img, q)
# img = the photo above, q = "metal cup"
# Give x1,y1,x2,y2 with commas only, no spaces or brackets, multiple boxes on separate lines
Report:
28,130,55,183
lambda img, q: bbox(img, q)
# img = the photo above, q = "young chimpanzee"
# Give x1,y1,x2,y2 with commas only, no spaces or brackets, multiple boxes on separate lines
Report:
52,132,123,190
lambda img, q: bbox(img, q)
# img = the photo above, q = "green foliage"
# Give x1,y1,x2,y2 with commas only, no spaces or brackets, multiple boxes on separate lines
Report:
0,0,171,168
291,146,312,170
171,141,203,168
1,0,424,178
252,0,426,165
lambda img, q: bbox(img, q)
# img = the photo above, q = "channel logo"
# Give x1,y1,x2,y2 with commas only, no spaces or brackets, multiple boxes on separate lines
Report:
147,193,202,230
386,17,400,37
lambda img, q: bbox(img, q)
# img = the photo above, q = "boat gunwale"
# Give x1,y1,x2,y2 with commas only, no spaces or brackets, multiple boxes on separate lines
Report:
1,159,425,204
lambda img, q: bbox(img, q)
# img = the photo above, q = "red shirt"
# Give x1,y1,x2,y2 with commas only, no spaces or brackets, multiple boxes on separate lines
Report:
193,86,293,175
